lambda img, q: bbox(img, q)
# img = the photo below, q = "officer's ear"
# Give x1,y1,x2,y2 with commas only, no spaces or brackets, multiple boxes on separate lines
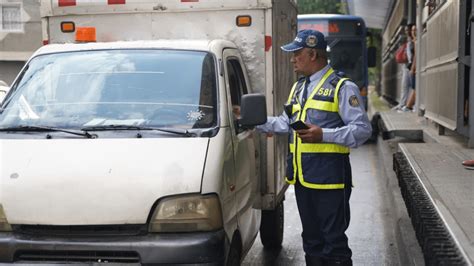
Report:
309,49,318,61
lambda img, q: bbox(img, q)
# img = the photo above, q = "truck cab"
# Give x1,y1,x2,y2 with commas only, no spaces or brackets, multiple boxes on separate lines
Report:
0,39,266,264
0,0,297,264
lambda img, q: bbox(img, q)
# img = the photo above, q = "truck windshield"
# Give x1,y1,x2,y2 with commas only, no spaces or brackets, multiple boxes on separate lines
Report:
0,49,217,131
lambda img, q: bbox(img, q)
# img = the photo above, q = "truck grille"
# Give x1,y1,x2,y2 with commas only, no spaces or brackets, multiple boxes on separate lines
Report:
12,224,147,237
15,250,140,263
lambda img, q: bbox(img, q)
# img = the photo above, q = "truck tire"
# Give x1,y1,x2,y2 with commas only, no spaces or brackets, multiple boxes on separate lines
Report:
259,201,284,248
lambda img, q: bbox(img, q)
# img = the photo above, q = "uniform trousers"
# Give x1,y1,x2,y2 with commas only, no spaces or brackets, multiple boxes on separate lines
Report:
294,173,352,261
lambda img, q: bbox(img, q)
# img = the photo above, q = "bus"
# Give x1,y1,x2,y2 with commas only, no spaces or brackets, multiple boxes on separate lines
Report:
298,14,375,110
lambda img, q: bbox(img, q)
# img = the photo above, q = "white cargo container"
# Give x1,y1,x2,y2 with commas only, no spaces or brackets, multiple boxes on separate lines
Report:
0,0,297,264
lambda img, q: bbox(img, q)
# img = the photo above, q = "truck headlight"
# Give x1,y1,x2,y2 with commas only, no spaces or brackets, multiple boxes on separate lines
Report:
0,204,12,232
149,194,223,233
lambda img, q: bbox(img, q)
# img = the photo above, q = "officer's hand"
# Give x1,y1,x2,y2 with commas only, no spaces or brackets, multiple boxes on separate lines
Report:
296,123,323,143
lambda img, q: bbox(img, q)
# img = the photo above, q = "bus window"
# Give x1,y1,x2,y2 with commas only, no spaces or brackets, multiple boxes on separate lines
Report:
329,40,364,87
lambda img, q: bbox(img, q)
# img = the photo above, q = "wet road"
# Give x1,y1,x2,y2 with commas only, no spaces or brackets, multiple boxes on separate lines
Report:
242,143,400,266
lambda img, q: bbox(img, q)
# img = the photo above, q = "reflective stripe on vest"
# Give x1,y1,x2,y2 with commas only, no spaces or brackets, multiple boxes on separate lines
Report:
289,143,350,154
285,69,350,189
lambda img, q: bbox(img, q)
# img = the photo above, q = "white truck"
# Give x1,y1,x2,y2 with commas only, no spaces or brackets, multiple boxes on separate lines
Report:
0,0,297,264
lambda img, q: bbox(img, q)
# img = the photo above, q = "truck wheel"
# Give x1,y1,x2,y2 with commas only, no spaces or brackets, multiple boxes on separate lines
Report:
259,201,284,248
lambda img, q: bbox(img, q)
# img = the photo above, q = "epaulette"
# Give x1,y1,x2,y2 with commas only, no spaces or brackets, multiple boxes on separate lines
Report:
329,76,342,88
329,71,349,88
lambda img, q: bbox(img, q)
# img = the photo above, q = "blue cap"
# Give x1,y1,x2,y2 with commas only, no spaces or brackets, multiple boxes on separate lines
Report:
281,29,327,52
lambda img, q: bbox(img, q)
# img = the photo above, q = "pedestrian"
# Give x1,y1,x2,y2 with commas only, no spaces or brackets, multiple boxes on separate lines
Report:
256,29,372,266
393,24,413,111
399,24,417,112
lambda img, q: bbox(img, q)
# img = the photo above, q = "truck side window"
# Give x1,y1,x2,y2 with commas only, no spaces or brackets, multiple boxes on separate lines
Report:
226,59,248,120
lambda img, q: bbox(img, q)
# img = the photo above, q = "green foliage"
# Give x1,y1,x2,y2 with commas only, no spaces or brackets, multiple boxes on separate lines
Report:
298,0,346,15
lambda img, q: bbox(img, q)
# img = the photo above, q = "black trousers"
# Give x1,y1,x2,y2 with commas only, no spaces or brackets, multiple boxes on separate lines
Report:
295,181,352,260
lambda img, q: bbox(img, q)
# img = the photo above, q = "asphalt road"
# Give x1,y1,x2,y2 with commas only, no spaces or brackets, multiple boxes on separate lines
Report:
242,143,401,266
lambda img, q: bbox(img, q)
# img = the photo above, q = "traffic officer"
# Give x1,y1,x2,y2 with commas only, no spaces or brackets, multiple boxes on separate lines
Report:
256,29,372,266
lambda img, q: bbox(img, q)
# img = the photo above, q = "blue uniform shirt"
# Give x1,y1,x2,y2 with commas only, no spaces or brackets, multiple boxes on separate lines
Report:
257,65,372,148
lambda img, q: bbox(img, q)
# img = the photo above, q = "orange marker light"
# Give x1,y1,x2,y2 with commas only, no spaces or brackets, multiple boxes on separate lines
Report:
61,22,75,33
75,27,96,42
236,15,251,27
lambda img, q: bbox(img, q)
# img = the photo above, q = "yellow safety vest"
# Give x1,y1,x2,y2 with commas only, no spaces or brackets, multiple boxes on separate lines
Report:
285,68,350,189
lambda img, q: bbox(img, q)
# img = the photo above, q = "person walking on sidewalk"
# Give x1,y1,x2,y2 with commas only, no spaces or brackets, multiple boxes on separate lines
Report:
256,29,372,266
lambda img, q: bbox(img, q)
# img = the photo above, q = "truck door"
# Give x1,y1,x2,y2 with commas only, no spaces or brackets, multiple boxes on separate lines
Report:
223,49,261,251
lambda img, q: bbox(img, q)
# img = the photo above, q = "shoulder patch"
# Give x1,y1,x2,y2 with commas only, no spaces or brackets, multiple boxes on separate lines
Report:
349,95,360,107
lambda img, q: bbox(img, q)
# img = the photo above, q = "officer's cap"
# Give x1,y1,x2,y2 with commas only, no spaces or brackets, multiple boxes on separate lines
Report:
281,29,327,52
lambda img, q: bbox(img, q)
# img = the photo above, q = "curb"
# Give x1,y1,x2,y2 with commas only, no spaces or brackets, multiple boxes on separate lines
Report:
369,86,424,265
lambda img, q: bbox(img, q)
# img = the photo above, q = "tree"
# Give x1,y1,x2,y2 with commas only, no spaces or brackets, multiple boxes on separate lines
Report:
298,0,346,15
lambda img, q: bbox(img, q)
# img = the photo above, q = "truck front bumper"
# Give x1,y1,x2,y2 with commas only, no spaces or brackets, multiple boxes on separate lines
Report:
0,229,226,265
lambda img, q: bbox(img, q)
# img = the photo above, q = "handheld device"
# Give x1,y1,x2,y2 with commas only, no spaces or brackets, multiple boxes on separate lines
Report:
290,120,309,130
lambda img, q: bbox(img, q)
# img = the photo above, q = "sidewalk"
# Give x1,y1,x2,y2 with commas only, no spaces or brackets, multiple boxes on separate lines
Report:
369,87,474,265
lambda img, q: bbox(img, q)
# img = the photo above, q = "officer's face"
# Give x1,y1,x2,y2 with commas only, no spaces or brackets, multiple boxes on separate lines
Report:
291,48,314,76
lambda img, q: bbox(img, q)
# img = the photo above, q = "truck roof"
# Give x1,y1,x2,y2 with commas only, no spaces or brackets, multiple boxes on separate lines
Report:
32,39,236,57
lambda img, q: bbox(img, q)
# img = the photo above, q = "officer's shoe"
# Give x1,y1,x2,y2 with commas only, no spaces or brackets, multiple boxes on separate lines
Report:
323,258,353,266
305,255,324,266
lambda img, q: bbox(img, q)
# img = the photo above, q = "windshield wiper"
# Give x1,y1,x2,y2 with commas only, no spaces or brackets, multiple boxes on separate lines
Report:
81,125,195,137
0,125,95,138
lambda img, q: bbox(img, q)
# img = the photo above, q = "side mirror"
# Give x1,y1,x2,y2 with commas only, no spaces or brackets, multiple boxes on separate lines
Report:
239,93,267,127
367,46,376,68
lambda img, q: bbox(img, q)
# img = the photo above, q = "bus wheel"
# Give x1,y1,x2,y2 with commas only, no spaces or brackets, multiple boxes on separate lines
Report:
259,201,284,248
